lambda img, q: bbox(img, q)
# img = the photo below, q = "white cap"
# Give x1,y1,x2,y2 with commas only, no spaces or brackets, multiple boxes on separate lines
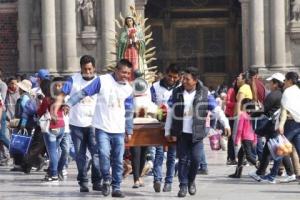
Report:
266,72,285,83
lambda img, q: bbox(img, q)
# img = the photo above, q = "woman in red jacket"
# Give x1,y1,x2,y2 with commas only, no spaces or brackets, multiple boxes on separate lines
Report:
225,80,238,165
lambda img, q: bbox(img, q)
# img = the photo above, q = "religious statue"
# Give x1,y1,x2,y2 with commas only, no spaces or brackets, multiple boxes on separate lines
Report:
107,6,157,83
291,0,300,22
117,16,146,80
78,0,96,28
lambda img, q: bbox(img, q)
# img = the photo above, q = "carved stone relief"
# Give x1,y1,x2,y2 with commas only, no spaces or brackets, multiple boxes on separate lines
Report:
77,0,96,32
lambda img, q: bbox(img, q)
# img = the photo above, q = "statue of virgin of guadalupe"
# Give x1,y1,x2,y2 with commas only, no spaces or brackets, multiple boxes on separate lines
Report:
117,16,146,81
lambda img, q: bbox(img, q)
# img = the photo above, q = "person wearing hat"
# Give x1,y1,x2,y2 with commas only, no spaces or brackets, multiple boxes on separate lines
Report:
249,72,296,183
10,79,36,171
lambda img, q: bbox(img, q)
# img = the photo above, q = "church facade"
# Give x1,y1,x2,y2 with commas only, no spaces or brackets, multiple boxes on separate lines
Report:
0,0,299,87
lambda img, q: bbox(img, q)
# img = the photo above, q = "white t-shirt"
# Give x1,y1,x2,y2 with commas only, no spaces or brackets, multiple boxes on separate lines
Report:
182,90,196,134
92,74,133,133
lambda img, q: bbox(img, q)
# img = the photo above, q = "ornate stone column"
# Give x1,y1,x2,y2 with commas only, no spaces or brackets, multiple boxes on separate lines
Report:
18,0,30,72
239,0,250,70
101,0,116,67
61,0,77,72
270,0,286,68
41,0,57,72
135,0,148,18
249,0,265,68
122,0,135,17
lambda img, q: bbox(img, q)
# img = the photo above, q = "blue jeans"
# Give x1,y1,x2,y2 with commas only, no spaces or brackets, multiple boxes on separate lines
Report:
70,125,101,185
58,132,70,171
0,111,10,148
153,144,176,183
284,120,300,156
43,128,64,177
199,140,207,171
177,133,202,187
95,129,124,191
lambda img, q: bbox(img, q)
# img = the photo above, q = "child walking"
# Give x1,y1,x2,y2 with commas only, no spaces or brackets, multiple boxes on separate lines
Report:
229,98,259,178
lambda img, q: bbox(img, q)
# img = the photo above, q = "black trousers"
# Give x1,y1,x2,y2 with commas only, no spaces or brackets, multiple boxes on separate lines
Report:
237,140,257,167
130,146,148,182
227,119,236,161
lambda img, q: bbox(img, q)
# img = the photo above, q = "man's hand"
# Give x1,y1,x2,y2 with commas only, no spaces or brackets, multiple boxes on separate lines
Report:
278,126,284,135
224,128,231,137
125,134,132,143
165,135,173,143
63,105,70,115
171,136,177,142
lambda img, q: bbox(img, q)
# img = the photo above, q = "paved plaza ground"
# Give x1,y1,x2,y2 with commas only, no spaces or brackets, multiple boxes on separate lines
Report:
0,140,299,200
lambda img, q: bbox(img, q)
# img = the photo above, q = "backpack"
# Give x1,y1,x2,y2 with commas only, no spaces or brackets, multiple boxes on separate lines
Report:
14,93,37,120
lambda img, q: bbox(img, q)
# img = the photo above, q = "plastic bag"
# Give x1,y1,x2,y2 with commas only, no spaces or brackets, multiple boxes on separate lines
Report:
208,129,221,151
9,129,32,156
268,135,293,160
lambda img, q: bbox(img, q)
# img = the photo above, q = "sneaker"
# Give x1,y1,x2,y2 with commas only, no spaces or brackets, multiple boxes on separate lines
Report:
43,175,59,183
280,174,296,183
226,160,237,166
260,174,276,184
102,183,110,196
248,171,261,182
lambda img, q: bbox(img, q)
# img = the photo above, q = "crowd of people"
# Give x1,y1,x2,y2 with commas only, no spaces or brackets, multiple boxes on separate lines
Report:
0,55,300,198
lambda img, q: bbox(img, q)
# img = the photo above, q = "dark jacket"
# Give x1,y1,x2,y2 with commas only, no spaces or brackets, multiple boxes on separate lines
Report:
170,81,209,143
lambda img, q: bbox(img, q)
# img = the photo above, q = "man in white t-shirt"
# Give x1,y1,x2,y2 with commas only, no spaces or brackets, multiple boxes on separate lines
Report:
66,59,134,198
56,55,101,192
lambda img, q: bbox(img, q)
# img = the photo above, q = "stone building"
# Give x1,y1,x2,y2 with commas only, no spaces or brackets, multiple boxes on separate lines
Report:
0,0,299,87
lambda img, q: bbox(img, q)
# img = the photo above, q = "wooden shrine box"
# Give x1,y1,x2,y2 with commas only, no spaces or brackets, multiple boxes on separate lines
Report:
125,123,173,147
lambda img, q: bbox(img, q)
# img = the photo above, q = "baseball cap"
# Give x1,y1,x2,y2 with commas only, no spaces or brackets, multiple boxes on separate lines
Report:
266,72,285,83
36,69,50,80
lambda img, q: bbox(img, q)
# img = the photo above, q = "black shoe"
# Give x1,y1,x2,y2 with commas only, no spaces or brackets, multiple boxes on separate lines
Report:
153,181,161,193
177,187,187,198
102,183,110,196
111,190,125,198
163,183,172,192
132,182,139,189
92,183,102,191
188,182,196,195
22,165,32,174
80,183,89,192
228,166,243,178
197,169,208,175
